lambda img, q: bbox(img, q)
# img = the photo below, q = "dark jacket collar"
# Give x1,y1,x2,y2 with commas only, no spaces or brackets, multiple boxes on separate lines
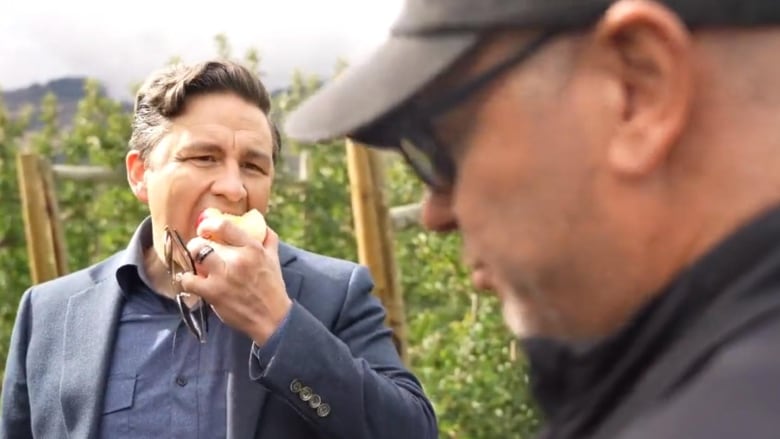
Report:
524,204,780,434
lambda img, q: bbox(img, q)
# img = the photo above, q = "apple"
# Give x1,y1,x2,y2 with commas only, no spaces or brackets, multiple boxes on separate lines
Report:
197,208,268,243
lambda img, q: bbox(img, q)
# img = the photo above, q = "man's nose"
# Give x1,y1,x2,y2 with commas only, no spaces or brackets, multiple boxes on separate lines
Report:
210,163,247,203
420,189,458,232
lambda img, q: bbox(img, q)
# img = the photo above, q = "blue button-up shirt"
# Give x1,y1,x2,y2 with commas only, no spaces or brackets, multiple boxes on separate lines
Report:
99,218,287,438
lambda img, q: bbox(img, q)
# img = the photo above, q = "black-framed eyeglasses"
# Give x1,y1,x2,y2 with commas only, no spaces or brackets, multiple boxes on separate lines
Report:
163,226,210,343
389,30,559,192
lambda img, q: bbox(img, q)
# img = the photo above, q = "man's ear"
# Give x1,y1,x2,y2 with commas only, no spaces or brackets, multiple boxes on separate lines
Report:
595,0,694,176
126,149,149,203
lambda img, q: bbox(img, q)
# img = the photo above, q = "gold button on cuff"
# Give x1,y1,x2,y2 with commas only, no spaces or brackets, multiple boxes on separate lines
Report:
309,394,322,408
316,403,331,417
290,379,303,393
300,386,313,401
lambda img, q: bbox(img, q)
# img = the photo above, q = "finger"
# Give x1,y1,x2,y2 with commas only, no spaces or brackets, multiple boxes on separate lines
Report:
196,215,253,247
263,227,280,252
186,236,227,276
178,271,217,302
194,245,215,265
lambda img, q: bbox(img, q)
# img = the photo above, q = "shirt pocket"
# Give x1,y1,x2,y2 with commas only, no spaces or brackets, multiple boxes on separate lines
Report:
99,375,136,437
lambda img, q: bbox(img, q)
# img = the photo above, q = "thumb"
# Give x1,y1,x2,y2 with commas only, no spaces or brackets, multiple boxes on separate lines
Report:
263,227,280,253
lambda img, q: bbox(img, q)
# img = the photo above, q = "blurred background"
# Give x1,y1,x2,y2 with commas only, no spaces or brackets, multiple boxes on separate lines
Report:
0,1,540,437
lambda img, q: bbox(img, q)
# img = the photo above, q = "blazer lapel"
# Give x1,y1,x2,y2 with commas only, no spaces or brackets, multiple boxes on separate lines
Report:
60,276,124,439
227,244,303,439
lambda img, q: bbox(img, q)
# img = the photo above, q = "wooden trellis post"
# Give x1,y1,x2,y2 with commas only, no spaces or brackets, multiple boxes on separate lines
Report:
16,151,68,284
345,140,409,363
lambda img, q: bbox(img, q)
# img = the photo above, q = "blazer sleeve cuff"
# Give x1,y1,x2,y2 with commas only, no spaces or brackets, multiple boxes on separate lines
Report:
248,306,292,379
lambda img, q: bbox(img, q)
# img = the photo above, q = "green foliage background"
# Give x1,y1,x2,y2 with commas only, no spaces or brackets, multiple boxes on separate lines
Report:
0,36,540,438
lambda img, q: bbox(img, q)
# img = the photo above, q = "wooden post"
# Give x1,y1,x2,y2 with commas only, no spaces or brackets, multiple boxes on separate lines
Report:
346,140,409,363
16,151,66,284
40,159,69,276
50,164,125,183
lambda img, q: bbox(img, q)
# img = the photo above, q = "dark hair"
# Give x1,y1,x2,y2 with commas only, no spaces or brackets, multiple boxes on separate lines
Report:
130,59,281,160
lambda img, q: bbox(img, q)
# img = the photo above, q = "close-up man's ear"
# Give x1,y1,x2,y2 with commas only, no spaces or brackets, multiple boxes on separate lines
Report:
595,0,694,177
126,149,149,203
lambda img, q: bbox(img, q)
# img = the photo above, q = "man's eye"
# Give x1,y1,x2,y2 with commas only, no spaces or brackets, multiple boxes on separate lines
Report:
243,162,268,175
190,155,217,163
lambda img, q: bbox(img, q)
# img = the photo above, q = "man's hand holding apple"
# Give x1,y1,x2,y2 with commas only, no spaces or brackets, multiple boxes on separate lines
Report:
179,209,292,344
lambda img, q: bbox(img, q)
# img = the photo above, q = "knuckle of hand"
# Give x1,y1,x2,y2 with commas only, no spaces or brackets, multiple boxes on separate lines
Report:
233,255,253,272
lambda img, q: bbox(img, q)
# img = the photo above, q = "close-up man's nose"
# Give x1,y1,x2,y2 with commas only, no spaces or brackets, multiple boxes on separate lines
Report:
420,189,458,232
210,164,247,202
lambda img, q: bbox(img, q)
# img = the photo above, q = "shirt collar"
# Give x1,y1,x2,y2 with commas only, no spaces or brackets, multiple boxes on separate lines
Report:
116,216,157,295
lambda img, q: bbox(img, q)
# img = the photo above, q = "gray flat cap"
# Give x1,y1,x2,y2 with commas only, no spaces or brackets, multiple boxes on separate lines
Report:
284,0,780,146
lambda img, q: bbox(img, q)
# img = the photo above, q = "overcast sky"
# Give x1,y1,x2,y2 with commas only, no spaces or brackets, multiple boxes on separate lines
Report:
0,0,404,100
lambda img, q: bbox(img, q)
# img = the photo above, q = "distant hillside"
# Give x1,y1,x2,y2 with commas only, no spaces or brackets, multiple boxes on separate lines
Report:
2,77,132,131
3,77,93,107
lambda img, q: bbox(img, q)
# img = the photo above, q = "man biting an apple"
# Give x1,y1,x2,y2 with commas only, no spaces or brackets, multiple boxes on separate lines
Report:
1,59,437,439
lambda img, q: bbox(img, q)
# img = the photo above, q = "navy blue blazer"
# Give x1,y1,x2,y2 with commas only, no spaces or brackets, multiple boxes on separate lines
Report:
1,242,437,438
